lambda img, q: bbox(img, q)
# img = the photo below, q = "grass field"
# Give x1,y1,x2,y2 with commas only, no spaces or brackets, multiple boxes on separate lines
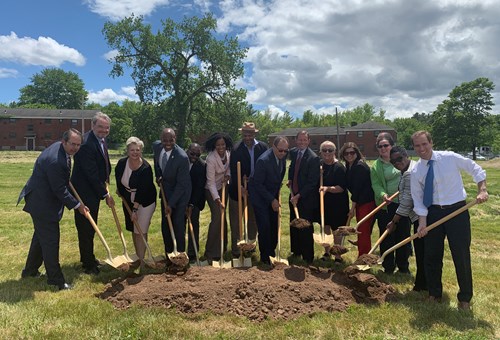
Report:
0,151,498,339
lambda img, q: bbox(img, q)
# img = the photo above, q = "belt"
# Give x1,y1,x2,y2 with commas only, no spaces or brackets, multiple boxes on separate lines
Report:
431,200,466,210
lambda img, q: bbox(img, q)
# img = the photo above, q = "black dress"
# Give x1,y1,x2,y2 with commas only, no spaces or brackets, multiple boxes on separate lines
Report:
322,161,349,230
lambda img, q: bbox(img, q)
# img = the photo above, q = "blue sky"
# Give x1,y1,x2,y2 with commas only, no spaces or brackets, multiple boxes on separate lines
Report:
2,0,499,119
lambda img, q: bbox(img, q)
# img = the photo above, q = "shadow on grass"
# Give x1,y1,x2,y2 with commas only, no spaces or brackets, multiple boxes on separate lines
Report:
389,290,494,334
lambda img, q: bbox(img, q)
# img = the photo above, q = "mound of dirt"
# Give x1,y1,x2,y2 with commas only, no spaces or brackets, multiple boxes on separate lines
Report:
99,264,396,321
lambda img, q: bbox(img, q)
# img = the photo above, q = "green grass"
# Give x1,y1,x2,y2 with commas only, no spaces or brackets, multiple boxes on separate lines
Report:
0,151,498,339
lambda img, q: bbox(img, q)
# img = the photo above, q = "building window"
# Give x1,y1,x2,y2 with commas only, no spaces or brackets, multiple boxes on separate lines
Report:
44,132,52,139
374,130,380,137
45,119,52,124
9,118,16,123
357,131,364,138
9,132,16,138
358,144,365,152
27,124,34,132
71,119,78,126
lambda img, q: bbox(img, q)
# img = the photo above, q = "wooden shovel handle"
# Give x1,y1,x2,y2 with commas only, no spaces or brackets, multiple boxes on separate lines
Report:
368,229,390,255
119,194,154,259
106,184,129,254
237,162,243,241
69,182,114,260
356,191,399,229
379,201,476,261
158,182,178,254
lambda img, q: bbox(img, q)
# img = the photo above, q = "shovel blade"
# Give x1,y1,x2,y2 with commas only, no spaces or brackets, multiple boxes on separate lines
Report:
213,260,232,269
125,253,140,263
313,233,333,246
270,256,289,266
232,257,252,268
355,264,371,271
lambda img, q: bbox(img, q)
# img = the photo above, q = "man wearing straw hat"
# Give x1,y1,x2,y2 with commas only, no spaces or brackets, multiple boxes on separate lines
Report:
228,122,268,258
411,130,488,311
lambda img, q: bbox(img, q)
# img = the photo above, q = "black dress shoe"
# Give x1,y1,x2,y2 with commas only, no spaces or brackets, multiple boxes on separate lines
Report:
58,283,72,291
84,266,100,275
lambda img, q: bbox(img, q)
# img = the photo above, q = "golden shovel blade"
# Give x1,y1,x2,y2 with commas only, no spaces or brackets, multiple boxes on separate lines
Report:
313,233,333,247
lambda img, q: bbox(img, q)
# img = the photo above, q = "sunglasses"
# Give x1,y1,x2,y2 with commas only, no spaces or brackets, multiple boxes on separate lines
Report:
390,156,404,164
343,151,356,157
189,151,201,157
377,143,391,149
321,148,335,153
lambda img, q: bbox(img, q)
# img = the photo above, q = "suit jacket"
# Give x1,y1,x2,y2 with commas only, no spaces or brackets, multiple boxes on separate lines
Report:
18,141,78,222
249,148,285,208
190,158,206,210
288,147,320,220
153,143,191,209
70,130,111,203
228,140,268,200
115,157,157,207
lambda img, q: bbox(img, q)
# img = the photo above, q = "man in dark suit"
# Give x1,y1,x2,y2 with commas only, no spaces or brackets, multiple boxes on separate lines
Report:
71,112,114,275
186,143,206,260
18,129,88,290
249,136,288,265
153,128,191,258
288,130,320,263
228,122,268,257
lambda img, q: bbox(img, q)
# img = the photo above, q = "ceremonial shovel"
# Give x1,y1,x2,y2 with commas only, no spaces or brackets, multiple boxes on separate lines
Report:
334,191,400,236
213,181,232,269
234,163,254,268
69,182,130,270
107,184,138,263
120,196,165,268
187,210,208,267
313,165,334,247
159,182,189,267
270,191,289,265
356,200,477,270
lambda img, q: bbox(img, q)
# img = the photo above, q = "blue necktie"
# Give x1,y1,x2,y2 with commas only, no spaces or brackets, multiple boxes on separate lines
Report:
423,159,434,208
161,152,169,173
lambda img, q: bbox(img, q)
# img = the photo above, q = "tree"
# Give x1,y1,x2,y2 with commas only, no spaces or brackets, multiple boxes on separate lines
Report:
391,115,430,149
431,78,495,158
18,68,88,109
103,13,248,146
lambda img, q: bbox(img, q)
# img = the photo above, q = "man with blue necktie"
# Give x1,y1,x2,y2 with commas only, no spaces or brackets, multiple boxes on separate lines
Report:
410,130,488,311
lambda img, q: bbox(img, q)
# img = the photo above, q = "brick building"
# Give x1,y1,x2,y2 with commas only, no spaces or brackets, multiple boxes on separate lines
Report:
0,108,100,151
268,121,397,159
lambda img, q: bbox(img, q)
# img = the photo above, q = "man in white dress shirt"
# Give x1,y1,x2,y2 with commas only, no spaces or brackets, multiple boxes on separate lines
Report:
410,130,488,311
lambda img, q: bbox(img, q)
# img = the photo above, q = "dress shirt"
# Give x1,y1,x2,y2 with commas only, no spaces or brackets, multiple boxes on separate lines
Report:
246,139,258,177
411,151,486,216
205,150,230,200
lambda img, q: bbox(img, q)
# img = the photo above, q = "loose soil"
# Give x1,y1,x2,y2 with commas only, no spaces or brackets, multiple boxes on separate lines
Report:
99,264,396,321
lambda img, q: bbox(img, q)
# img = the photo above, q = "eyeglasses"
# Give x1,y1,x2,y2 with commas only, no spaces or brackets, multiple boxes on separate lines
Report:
276,148,288,154
377,144,391,149
390,156,404,165
189,152,201,157
343,151,356,157
321,149,335,153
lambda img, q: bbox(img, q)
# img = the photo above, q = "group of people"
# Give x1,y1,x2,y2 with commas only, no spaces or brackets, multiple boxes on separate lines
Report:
18,114,488,311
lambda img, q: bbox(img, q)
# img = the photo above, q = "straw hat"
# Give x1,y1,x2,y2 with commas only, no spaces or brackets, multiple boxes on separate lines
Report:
239,122,259,132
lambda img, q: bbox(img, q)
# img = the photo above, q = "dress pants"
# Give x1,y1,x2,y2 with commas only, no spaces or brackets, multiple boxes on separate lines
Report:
74,197,99,270
425,202,472,302
376,203,411,273
187,206,201,259
253,204,278,264
228,196,258,257
356,201,376,256
204,189,228,260
160,200,187,254
288,199,314,263
412,220,427,290
24,215,65,286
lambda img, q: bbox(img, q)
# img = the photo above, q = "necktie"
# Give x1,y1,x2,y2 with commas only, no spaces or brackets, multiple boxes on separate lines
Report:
161,152,169,172
101,139,110,182
292,151,303,195
67,156,71,171
423,159,434,208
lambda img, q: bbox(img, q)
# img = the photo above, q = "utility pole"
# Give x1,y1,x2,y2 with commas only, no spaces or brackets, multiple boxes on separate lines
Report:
335,107,340,158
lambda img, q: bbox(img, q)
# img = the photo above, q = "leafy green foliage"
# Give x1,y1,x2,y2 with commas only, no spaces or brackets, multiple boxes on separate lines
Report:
102,13,248,147
431,77,494,157
17,68,88,109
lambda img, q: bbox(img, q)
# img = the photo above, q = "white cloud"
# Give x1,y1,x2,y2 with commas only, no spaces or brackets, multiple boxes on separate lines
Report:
0,32,85,67
0,68,18,79
218,0,500,118
88,87,139,105
103,49,119,61
84,0,170,21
